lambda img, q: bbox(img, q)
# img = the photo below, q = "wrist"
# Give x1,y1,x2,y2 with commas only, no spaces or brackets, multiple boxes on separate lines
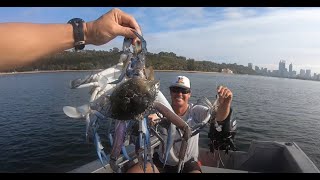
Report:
218,102,231,111
83,22,89,44
84,21,93,45
216,104,231,122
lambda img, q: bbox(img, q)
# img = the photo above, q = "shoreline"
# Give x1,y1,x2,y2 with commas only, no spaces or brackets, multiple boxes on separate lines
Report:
1,69,318,82
0,69,222,75
0,69,100,75
154,69,220,74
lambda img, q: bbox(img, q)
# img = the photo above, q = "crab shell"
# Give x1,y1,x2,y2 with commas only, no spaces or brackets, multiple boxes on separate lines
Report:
110,78,159,120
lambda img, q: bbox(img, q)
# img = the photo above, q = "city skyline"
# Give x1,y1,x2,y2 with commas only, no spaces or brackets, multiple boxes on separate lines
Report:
250,60,320,80
249,60,315,75
2,7,320,73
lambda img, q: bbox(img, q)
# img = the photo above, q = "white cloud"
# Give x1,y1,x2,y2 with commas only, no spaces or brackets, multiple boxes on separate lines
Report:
137,7,210,31
84,7,320,74
223,7,258,19
136,8,320,73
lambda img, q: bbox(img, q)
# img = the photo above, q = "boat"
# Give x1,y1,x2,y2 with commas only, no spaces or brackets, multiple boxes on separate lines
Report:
69,135,320,173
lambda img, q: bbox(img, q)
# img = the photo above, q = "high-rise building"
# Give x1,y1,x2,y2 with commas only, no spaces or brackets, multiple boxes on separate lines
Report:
292,71,297,77
300,69,306,77
306,69,311,78
248,63,253,69
279,60,286,71
289,63,292,73
279,60,286,77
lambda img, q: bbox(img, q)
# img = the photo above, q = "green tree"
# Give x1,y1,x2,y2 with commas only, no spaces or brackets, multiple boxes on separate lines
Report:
187,59,195,71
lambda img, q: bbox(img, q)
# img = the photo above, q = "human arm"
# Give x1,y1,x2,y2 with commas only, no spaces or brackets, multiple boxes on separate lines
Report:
0,8,141,71
215,86,233,122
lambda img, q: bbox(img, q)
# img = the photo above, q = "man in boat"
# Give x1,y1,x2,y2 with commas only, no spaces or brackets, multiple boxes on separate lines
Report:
127,75,234,173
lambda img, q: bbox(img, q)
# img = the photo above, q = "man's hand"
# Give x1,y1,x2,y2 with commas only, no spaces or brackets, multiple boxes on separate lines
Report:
216,86,233,121
217,85,233,106
85,8,142,46
148,113,161,126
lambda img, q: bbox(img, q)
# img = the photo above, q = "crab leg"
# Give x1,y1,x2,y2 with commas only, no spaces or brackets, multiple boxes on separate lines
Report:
153,101,192,173
109,120,127,173
108,122,132,162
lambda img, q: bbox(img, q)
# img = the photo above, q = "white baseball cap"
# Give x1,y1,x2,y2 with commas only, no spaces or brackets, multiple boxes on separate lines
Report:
169,76,191,89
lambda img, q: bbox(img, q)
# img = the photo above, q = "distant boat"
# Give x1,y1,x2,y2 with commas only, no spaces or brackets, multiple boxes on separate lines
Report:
221,68,233,74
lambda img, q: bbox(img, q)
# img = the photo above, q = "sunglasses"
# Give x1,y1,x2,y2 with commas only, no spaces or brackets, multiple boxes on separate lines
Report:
170,87,190,94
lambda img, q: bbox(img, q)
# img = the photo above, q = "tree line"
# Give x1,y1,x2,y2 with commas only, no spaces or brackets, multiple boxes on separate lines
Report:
4,48,257,75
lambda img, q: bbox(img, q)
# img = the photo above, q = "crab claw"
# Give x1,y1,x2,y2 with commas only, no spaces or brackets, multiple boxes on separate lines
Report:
93,131,109,166
123,37,133,53
70,74,94,89
132,30,147,53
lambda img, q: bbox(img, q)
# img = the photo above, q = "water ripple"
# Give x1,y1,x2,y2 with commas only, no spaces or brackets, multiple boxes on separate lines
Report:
0,72,320,172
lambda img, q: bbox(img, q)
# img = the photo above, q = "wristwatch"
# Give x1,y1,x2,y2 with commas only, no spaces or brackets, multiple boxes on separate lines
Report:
68,18,85,51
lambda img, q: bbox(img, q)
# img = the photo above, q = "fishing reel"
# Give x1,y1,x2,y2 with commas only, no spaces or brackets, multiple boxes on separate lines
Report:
208,108,237,154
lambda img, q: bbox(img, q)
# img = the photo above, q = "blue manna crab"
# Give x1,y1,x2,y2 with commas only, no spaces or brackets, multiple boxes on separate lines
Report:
63,31,220,173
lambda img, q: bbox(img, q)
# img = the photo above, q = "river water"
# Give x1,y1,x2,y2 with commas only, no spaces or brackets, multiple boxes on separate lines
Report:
0,71,319,172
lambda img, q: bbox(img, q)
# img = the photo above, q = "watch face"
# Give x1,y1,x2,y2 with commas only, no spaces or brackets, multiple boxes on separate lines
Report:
68,18,84,24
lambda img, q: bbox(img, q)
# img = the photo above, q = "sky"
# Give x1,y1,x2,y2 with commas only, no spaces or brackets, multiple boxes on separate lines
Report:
2,7,320,74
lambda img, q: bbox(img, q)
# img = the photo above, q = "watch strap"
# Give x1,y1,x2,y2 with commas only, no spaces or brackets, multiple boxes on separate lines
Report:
68,18,85,51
